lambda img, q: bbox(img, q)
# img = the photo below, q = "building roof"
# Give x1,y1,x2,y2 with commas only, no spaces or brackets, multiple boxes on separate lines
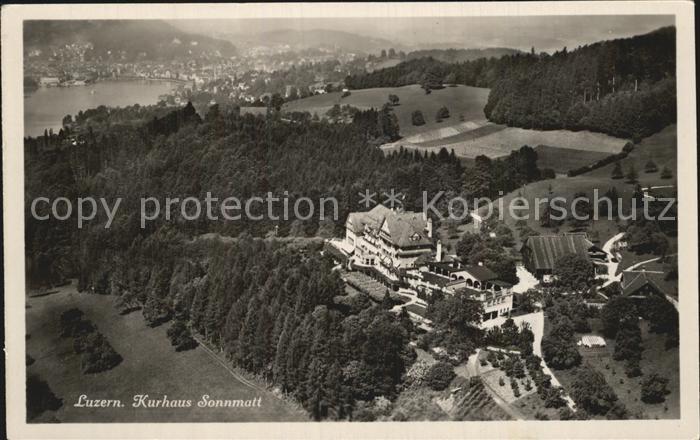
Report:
381,211,432,248
346,204,392,235
520,233,596,271
622,270,664,297
462,265,499,282
347,206,431,248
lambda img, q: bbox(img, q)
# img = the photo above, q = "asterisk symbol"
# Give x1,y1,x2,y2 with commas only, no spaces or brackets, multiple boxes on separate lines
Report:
358,189,377,208
383,189,403,209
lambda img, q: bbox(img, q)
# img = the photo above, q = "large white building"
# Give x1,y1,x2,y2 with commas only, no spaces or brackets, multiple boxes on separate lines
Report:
333,205,514,323
345,205,434,279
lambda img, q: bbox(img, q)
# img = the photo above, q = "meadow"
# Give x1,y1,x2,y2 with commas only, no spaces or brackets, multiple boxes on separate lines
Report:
283,84,490,137
25,282,306,422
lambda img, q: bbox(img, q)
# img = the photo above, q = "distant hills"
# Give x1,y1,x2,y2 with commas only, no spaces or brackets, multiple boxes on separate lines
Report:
24,20,237,60
225,28,399,54
406,48,522,63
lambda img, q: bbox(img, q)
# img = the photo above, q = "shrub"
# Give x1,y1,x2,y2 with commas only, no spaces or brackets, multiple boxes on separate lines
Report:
26,374,62,420
641,374,670,403
660,166,673,179
644,160,658,173
569,366,619,415
435,106,450,121
59,308,85,337
558,407,575,420
425,361,456,391
167,320,198,352
79,332,122,374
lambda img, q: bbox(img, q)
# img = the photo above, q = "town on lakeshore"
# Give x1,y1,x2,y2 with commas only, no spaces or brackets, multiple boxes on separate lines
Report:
15,10,690,431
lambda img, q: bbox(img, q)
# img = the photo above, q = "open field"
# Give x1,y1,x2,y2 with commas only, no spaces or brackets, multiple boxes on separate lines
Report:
411,122,507,147
386,126,629,160
585,124,677,188
25,282,306,422
534,145,612,174
283,84,490,137
550,317,680,420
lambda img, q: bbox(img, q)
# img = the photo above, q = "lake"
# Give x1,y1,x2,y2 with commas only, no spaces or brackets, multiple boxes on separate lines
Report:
24,79,178,137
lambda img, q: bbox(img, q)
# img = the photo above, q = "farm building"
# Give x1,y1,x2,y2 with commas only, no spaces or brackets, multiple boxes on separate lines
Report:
621,270,666,299
520,232,606,281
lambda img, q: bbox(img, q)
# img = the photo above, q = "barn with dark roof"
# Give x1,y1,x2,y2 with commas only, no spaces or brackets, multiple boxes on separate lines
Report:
520,232,606,279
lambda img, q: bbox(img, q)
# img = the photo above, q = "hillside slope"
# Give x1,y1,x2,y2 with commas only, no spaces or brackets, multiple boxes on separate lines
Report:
283,84,490,137
24,20,237,60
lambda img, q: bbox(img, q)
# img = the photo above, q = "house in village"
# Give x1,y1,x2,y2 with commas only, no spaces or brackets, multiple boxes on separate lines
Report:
520,232,606,282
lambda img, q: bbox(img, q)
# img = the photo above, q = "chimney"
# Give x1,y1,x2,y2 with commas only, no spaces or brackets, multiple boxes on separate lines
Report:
436,240,442,262
426,217,433,239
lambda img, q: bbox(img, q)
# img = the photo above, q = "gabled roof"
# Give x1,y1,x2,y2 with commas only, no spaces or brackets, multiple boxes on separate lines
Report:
622,271,664,296
520,233,596,271
346,204,392,234
381,211,432,248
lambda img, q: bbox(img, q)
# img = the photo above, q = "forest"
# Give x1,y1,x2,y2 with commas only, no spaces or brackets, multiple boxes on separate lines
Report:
346,27,676,141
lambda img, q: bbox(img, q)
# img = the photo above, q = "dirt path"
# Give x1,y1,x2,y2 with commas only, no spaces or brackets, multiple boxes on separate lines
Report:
528,311,577,411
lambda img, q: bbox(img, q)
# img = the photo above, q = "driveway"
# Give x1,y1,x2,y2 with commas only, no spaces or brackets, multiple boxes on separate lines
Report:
600,232,625,287
528,311,577,411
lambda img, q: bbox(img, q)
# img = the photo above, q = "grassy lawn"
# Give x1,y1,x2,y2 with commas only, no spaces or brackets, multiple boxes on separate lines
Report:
584,124,677,188
283,84,490,137
551,318,679,420
534,145,612,174
480,176,629,246
25,282,306,422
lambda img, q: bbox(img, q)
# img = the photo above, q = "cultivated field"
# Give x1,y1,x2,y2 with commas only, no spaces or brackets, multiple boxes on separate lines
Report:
25,282,306,422
283,84,490,137
534,145,612,174
384,126,629,160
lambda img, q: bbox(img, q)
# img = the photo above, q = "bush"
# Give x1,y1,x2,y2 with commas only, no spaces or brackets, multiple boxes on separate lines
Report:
425,361,456,391
59,308,85,337
644,160,658,173
78,332,123,374
558,407,574,420
26,374,62,420
569,366,619,415
435,106,450,122
167,320,198,352
641,374,670,403
341,91,351,98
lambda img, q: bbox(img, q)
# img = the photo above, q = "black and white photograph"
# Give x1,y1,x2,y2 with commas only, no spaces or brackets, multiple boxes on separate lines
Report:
2,2,698,439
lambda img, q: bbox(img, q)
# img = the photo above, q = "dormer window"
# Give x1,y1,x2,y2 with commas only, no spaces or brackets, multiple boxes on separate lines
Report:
411,233,421,241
